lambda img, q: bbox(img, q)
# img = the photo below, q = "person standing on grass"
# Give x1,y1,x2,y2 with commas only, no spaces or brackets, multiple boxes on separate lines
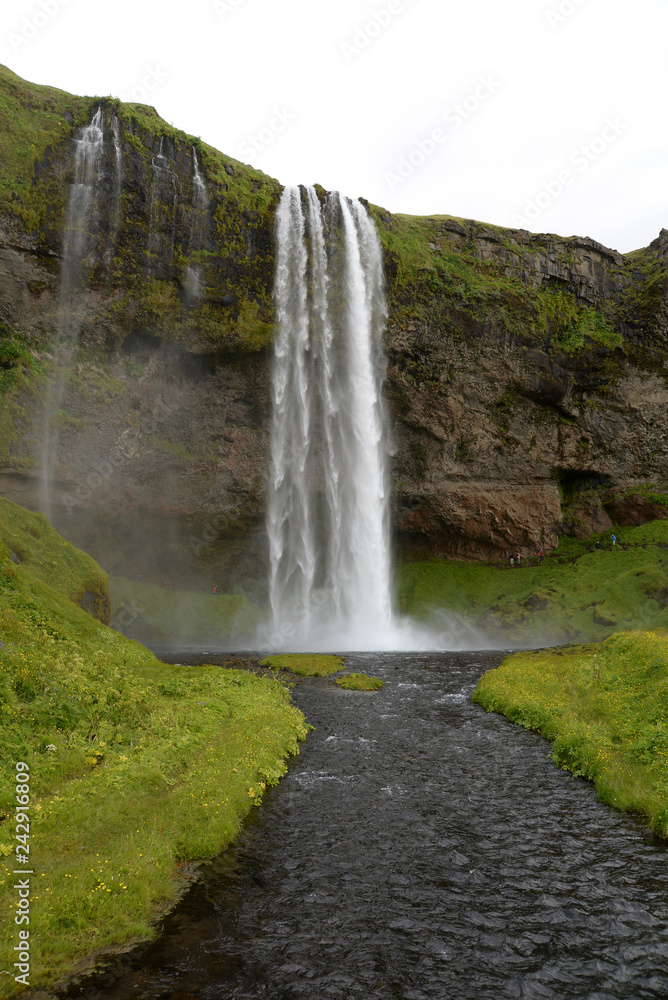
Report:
612,534,617,547
537,548,543,564
510,554,514,568
212,583,217,596
516,551,521,567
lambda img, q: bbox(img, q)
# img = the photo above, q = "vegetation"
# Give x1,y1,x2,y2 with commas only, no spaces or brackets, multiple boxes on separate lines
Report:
335,672,384,691
110,576,263,644
0,63,279,357
473,630,668,838
259,653,345,677
369,208,631,367
398,519,668,645
0,499,307,995
0,322,43,470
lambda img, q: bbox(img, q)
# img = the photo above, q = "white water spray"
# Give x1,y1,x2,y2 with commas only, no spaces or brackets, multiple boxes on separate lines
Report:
39,106,105,516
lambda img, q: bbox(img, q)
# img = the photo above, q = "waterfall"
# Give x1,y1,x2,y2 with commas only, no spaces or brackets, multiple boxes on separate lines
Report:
192,148,209,216
266,185,394,650
39,106,105,517
147,136,177,266
184,148,209,303
110,111,123,236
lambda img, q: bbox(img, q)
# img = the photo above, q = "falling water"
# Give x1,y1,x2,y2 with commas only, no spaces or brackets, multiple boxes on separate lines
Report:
39,106,105,517
147,136,178,266
192,148,209,216
110,111,123,236
184,148,209,303
267,185,395,650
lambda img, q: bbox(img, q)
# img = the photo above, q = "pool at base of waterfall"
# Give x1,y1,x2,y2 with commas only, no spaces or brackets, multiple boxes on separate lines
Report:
68,652,668,1000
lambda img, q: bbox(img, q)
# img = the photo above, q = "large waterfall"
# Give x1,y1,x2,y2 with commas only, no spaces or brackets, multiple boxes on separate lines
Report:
267,185,395,650
39,107,105,516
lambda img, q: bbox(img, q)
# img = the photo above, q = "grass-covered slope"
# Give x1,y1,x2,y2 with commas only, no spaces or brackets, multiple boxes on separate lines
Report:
0,496,109,620
473,631,668,838
109,576,263,645
398,520,668,645
0,499,307,996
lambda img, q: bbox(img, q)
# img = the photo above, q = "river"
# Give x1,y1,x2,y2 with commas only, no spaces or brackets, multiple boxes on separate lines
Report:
71,651,668,999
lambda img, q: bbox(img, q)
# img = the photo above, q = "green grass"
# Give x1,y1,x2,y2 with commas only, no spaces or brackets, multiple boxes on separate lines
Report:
473,630,668,837
335,673,384,691
398,519,668,645
259,654,345,677
0,497,108,615
0,500,307,995
109,577,263,644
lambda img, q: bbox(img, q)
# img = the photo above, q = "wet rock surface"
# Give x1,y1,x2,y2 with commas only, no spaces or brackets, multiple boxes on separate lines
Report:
76,652,668,1000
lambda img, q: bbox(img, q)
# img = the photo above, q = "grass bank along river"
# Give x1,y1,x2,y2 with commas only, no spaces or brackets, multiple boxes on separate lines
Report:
399,519,668,645
0,498,307,997
474,630,668,838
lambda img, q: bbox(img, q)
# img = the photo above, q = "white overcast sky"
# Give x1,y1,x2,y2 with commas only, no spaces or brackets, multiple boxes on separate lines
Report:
1,0,666,253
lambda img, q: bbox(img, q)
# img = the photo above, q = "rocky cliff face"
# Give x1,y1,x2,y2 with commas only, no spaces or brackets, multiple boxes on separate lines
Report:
0,66,667,593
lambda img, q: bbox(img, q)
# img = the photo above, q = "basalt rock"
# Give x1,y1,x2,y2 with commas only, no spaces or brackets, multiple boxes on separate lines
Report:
0,67,667,584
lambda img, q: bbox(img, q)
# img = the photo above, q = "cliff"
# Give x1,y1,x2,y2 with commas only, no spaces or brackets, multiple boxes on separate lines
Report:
0,65,667,592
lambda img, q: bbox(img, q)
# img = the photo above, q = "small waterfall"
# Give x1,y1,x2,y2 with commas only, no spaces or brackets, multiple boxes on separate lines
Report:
110,111,123,235
184,148,209,303
39,106,105,516
267,185,394,650
192,148,209,217
147,136,178,266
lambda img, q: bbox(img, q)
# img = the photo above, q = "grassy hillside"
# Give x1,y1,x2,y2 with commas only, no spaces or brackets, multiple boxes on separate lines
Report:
398,520,668,645
109,576,263,646
474,630,668,838
0,63,278,241
0,499,307,996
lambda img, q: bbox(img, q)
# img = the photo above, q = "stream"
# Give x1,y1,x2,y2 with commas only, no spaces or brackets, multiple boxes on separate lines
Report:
74,651,668,999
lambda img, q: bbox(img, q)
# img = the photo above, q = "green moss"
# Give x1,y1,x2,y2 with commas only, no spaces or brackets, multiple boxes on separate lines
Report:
145,437,199,461
230,297,274,351
554,305,623,354
259,653,345,677
335,672,384,690
473,630,668,837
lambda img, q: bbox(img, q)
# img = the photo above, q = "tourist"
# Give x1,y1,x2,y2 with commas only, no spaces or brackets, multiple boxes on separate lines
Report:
612,534,617,547
509,554,514,568
516,552,521,567
212,583,217,596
